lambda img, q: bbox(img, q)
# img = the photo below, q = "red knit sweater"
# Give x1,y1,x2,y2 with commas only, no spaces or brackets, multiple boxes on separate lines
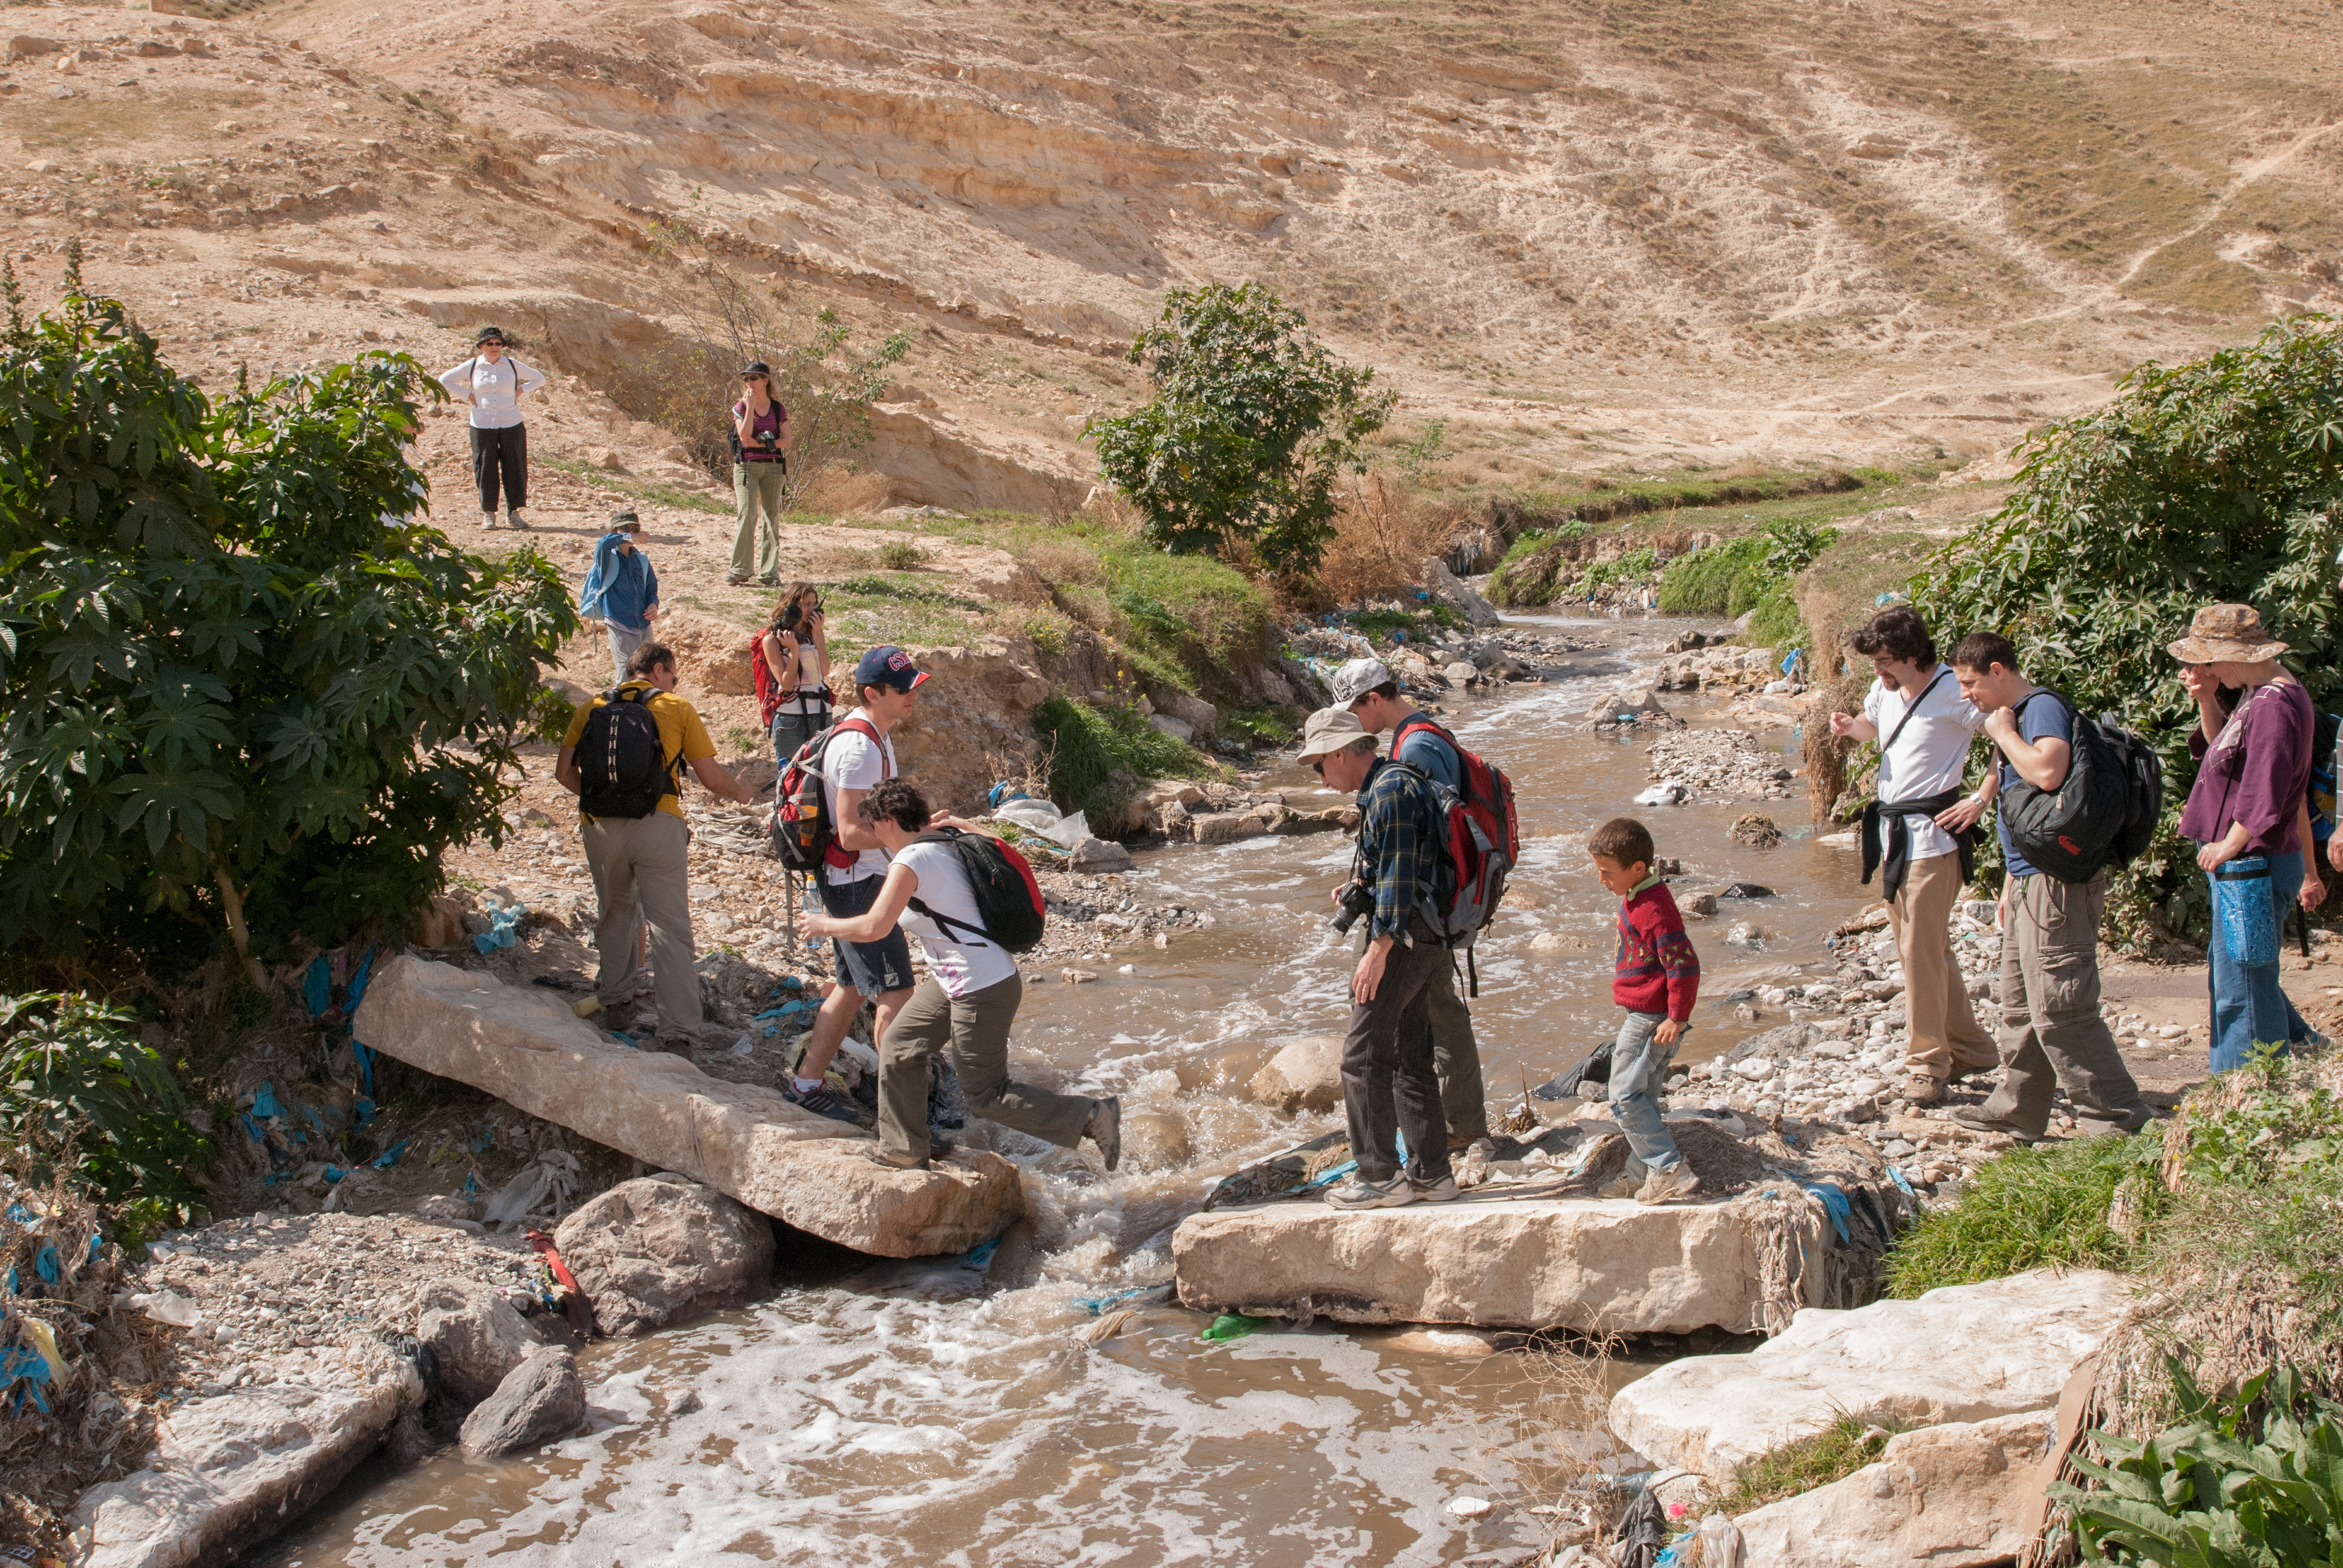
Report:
1613,880,1701,1021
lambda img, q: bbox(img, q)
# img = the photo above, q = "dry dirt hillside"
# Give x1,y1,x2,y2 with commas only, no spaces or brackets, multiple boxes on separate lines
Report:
4,0,2339,505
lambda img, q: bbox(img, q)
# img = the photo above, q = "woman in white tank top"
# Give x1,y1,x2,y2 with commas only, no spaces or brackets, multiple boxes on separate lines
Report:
761,581,833,763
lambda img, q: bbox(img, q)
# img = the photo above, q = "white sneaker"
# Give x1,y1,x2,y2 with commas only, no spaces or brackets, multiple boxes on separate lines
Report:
1324,1173,1417,1210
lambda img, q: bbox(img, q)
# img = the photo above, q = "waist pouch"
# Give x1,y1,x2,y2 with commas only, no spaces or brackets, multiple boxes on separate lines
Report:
2212,856,2277,967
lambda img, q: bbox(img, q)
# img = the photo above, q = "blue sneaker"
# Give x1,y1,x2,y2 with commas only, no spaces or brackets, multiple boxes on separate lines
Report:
784,1082,863,1124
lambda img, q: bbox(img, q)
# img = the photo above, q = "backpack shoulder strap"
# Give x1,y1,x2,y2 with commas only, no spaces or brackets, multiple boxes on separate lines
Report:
1881,668,1951,752
837,716,893,777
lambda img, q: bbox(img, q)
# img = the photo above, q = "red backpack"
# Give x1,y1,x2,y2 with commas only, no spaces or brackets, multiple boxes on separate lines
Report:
749,632,783,729
770,716,888,874
1392,717,1520,993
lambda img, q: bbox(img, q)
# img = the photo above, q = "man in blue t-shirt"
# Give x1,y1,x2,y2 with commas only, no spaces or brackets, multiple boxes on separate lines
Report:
1331,656,1489,1148
1947,633,2148,1140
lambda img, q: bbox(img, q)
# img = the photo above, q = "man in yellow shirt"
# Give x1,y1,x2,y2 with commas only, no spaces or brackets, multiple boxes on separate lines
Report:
555,642,756,1054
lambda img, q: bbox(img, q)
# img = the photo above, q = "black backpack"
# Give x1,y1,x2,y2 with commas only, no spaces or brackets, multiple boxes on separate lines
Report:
905,828,1048,955
1997,689,2162,884
577,687,677,820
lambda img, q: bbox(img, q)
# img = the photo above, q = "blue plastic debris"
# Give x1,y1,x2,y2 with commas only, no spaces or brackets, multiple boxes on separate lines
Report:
1887,1165,1917,1199
354,1096,376,1128
5,1203,34,1225
986,781,1031,808
33,1243,59,1284
462,1173,480,1198
301,955,332,1018
88,1233,104,1260
1072,1282,1172,1316
965,1238,1000,1270
3,1266,15,1295
345,946,377,1011
251,1082,283,1120
372,1139,410,1171
1798,1181,1854,1245
323,1166,347,1184
0,1343,52,1414
352,1041,378,1099
240,1113,265,1144
473,903,529,954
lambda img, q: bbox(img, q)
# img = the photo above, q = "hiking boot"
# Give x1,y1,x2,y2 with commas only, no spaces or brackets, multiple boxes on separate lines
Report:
657,1035,696,1059
1634,1165,1703,1205
1902,1072,1947,1105
1411,1172,1462,1203
726,573,750,586
1087,1095,1122,1172
782,1081,862,1124
863,1145,928,1172
1949,1107,2042,1142
1323,1172,1417,1210
756,574,781,588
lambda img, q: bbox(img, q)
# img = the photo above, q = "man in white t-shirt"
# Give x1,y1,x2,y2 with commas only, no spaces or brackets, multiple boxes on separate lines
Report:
786,645,929,1124
801,777,1122,1172
1827,606,2001,1103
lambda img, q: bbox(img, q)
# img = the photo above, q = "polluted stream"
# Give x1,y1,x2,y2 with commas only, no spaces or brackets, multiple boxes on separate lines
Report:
258,615,1874,1567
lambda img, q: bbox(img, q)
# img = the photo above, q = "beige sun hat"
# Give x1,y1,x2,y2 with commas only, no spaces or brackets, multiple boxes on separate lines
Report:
2168,603,2289,664
1293,705,1372,762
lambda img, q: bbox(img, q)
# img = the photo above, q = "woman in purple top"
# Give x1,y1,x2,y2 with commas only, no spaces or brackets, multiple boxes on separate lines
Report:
2174,603,2316,1070
728,361,790,587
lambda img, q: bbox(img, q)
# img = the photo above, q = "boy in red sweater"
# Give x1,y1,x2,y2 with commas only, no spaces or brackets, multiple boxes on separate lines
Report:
1590,816,1702,1204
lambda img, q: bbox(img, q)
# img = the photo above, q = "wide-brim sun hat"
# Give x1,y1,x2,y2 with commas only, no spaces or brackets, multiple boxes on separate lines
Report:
1294,705,1371,762
2168,603,2288,664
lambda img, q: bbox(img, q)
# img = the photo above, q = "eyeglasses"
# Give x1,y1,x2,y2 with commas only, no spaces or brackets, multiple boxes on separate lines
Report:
480,340,504,349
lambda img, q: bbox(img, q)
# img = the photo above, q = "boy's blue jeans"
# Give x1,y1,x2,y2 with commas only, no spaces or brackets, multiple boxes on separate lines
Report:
1610,1010,1686,1173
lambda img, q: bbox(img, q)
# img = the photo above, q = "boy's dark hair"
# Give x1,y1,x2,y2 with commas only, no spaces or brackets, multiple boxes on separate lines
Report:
1588,816,1656,870
1847,605,1937,668
1354,679,1400,706
857,777,931,833
1950,631,2021,675
625,641,676,679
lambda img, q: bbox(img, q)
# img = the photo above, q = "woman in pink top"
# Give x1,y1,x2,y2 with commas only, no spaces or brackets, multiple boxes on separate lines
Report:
728,361,790,587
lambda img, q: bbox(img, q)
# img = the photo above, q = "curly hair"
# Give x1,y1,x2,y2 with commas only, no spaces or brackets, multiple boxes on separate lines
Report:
856,776,931,833
1848,605,1937,668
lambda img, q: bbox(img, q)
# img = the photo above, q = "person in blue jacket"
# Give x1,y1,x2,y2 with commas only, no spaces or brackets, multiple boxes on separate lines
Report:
578,511,661,683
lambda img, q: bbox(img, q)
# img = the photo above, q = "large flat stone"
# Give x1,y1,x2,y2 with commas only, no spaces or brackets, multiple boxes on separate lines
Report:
1729,1411,2054,1568
1610,1269,2130,1481
1171,1195,1765,1334
353,957,1021,1258
74,1371,417,1568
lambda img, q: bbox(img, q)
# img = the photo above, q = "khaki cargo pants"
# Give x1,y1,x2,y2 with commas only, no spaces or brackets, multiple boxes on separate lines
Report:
1978,872,2151,1137
1889,851,1998,1082
582,812,701,1040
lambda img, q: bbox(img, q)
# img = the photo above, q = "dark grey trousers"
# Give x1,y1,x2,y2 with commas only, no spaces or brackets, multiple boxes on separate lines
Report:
1979,873,2151,1137
1340,927,1453,1185
1354,930,1487,1142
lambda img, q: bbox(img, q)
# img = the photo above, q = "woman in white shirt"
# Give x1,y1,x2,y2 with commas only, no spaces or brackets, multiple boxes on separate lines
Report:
1827,606,2001,1103
437,324,547,531
801,779,1123,1174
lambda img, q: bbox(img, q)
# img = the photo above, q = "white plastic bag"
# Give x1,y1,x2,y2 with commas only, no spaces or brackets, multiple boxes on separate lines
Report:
992,798,1064,832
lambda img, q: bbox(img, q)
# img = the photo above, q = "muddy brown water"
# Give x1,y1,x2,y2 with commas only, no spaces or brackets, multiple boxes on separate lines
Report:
256,615,1873,1567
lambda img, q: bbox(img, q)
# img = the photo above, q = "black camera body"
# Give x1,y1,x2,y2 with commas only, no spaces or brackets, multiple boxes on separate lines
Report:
1327,880,1375,935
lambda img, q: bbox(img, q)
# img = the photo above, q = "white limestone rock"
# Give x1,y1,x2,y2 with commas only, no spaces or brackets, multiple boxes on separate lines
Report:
417,1277,544,1406
1731,1411,2055,1567
1609,1269,2129,1481
1245,1034,1345,1114
352,957,1023,1258
554,1173,776,1336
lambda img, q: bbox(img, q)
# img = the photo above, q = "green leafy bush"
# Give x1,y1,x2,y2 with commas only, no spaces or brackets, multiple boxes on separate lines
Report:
0,282,577,973
1884,1131,2164,1297
1911,314,2343,948
1032,696,1221,820
0,991,209,1225
1090,281,1394,580
1657,535,1771,615
2060,1361,2343,1565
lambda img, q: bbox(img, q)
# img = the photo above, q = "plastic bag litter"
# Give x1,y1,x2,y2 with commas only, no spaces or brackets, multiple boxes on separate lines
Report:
481,1152,582,1226
1696,1515,1745,1567
473,902,529,954
992,798,1064,832
129,1289,202,1327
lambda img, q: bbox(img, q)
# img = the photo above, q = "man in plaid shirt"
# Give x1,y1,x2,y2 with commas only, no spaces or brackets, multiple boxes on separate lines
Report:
1296,706,1458,1210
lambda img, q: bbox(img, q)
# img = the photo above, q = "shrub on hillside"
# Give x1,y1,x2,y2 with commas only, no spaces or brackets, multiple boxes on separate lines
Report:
1031,696,1221,822
0,991,208,1232
0,275,576,976
1912,313,2343,946
1090,282,1394,581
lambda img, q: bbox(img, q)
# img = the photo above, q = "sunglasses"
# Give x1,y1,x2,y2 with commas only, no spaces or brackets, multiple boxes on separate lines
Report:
1308,759,1326,778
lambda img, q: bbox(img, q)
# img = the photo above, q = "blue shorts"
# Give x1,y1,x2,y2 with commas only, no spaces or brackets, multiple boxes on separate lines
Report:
818,873,914,998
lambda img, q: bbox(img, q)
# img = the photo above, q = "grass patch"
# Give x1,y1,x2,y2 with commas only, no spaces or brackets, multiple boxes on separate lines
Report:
1884,1132,2158,1298
874,538,931,571
1341,604,1464,645
1032,696,1225,820
539,456,728,515
1717,1413,1905,1515
821,572,988,654
1221,704,1299,750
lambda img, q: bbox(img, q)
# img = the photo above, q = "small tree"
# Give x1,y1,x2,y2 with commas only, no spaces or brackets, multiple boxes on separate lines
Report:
1090,281,1395,579
0,275,577,978
644,222,911,498
1912,313,2343,947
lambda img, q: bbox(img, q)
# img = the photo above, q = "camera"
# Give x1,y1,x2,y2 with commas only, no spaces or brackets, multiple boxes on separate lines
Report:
1327,880,1374,936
